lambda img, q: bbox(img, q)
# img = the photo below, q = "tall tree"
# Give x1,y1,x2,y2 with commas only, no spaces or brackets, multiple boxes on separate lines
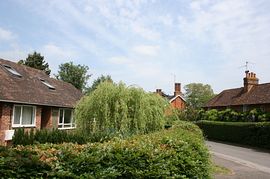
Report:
86,75,113,94
56,62,90,91
184,83,215,109
18,51,51,75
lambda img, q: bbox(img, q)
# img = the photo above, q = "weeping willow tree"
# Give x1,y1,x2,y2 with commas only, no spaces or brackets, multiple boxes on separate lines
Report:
75,82,169,136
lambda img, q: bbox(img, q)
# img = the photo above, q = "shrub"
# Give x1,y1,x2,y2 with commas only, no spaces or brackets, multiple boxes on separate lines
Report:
197,109,270,122
196,120,270,149
4,121,211,178
75,82,169,137
12,128,87,146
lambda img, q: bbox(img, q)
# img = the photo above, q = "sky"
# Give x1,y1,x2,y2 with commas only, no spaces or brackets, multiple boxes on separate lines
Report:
0,0,270,95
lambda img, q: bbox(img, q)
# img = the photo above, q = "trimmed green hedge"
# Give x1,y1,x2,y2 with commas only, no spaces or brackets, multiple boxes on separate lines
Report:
1,121,211,178
196,120,270,149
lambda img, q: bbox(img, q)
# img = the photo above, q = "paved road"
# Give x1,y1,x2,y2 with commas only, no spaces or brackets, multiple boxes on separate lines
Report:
207,141,270,178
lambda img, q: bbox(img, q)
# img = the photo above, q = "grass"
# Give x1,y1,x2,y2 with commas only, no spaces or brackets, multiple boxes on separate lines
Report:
212,164,232,175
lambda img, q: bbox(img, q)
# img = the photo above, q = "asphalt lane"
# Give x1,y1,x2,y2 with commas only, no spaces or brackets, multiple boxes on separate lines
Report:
207,141,270,176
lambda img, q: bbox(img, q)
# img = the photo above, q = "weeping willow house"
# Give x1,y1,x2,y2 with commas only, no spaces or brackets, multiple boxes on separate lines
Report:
0,59,82,145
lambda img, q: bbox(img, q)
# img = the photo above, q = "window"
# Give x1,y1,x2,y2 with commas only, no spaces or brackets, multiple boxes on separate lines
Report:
58,109,75,129
12,105,36,127
40,78,55,90
243,105,248,112
2,64,22,77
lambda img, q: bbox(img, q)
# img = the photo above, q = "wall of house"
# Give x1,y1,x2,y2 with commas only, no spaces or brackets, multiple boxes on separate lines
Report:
170,97,185,110
41,107,52,129
0,103,12,145
0,103,43,145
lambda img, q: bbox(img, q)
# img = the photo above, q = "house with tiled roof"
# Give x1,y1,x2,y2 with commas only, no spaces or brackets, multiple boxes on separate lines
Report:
205,71,270,112
156,83,186,110
0,58,82,145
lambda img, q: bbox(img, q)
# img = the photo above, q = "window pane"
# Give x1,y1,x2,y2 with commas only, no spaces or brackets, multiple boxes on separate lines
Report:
59,109,63,123
64,109,72,124
14,106,21,124
22,106,34,125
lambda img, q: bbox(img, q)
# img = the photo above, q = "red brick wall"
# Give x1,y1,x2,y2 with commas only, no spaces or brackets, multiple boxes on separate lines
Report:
170,97,185,110
41,107,53,129
36,106,42,130
0,103,12,145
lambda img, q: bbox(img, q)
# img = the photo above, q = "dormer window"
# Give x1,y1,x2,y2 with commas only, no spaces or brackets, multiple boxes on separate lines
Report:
2,64,22,77
40,78,55,90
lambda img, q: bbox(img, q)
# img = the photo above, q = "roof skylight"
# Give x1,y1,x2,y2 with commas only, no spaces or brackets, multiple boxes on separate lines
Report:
2,64,22,77
40,78,55,90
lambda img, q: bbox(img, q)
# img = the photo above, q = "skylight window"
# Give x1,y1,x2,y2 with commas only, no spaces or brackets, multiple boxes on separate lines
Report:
40,78,55,90
2,64,22,77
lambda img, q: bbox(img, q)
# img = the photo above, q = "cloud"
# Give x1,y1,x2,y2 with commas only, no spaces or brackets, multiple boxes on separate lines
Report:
132,45,160,56
40,43,77,73
108,56,130,65
0,27,15,41
132,23,160,41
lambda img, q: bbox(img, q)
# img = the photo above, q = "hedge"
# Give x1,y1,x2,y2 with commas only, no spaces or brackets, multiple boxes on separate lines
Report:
196,120,270,149
0,121,211,178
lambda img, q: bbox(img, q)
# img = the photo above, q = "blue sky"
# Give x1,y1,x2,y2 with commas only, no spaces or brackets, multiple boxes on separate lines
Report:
0,0,270,94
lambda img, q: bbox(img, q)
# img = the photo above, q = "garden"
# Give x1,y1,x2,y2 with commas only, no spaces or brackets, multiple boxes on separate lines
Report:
0,82,212,178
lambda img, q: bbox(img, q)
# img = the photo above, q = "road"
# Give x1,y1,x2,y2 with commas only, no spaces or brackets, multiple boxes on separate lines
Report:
207,141,270,178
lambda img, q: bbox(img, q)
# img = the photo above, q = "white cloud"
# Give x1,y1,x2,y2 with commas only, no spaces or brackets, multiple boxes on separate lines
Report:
0,27,15,41
132,45,160,56
132,23,160,41
108,56,130,65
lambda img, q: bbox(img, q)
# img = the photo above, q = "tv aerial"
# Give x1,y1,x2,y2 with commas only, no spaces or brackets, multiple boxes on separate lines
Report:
238,61,255,71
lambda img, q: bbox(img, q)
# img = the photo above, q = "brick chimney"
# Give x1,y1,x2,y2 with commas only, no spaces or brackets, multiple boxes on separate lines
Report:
174,83,182,96
156,89,162,96
243,70,259,93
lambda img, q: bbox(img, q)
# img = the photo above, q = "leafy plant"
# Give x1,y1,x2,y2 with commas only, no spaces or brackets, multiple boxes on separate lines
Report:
75,82,169,138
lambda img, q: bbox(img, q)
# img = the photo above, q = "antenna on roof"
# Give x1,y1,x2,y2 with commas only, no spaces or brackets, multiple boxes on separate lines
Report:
170,73,176,84
238,61,255,71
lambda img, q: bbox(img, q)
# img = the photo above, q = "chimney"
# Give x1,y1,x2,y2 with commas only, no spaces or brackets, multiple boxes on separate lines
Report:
156,89,162,96
174,83,181,96
243,70,259,93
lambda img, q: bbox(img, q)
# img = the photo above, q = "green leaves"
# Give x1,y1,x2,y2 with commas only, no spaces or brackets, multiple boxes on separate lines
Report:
4,121,210,178
56,61,90,91
18,51,51,75
75,82,168,138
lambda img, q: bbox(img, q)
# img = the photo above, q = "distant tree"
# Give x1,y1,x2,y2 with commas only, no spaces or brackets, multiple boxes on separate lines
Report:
56,62,90,91
184,83,215,109
18,51,51,75
86,75,113,94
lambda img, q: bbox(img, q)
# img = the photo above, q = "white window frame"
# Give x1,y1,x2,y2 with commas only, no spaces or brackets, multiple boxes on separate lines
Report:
58,108,75,129
12,105,36,128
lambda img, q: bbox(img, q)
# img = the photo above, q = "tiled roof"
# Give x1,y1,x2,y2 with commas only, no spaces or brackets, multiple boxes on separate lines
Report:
205,83,270,107
0,58,82,108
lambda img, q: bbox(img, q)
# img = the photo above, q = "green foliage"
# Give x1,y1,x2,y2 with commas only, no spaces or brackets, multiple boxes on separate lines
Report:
56,61,90,91
198,109,270,122
12,128,87,146
196,120,270,149
184,83,215,109
18,51,51,75
85,74,113,94
3,121,211,178
75,82,169,137
0,146,51,178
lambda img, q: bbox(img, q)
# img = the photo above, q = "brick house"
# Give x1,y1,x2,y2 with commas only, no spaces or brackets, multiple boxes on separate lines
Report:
0,59,82,145
156,83,186,110
205,71,270,112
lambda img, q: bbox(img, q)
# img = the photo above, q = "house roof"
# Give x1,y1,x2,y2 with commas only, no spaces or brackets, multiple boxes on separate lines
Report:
159,92,186,102
0,58,83,108
205,83,270,107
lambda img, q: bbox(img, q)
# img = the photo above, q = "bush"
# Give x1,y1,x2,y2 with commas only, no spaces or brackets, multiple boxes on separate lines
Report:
198,109,270,122
75,82,169,137
3,121,211,178
196,120,270,149
12,128,87,146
